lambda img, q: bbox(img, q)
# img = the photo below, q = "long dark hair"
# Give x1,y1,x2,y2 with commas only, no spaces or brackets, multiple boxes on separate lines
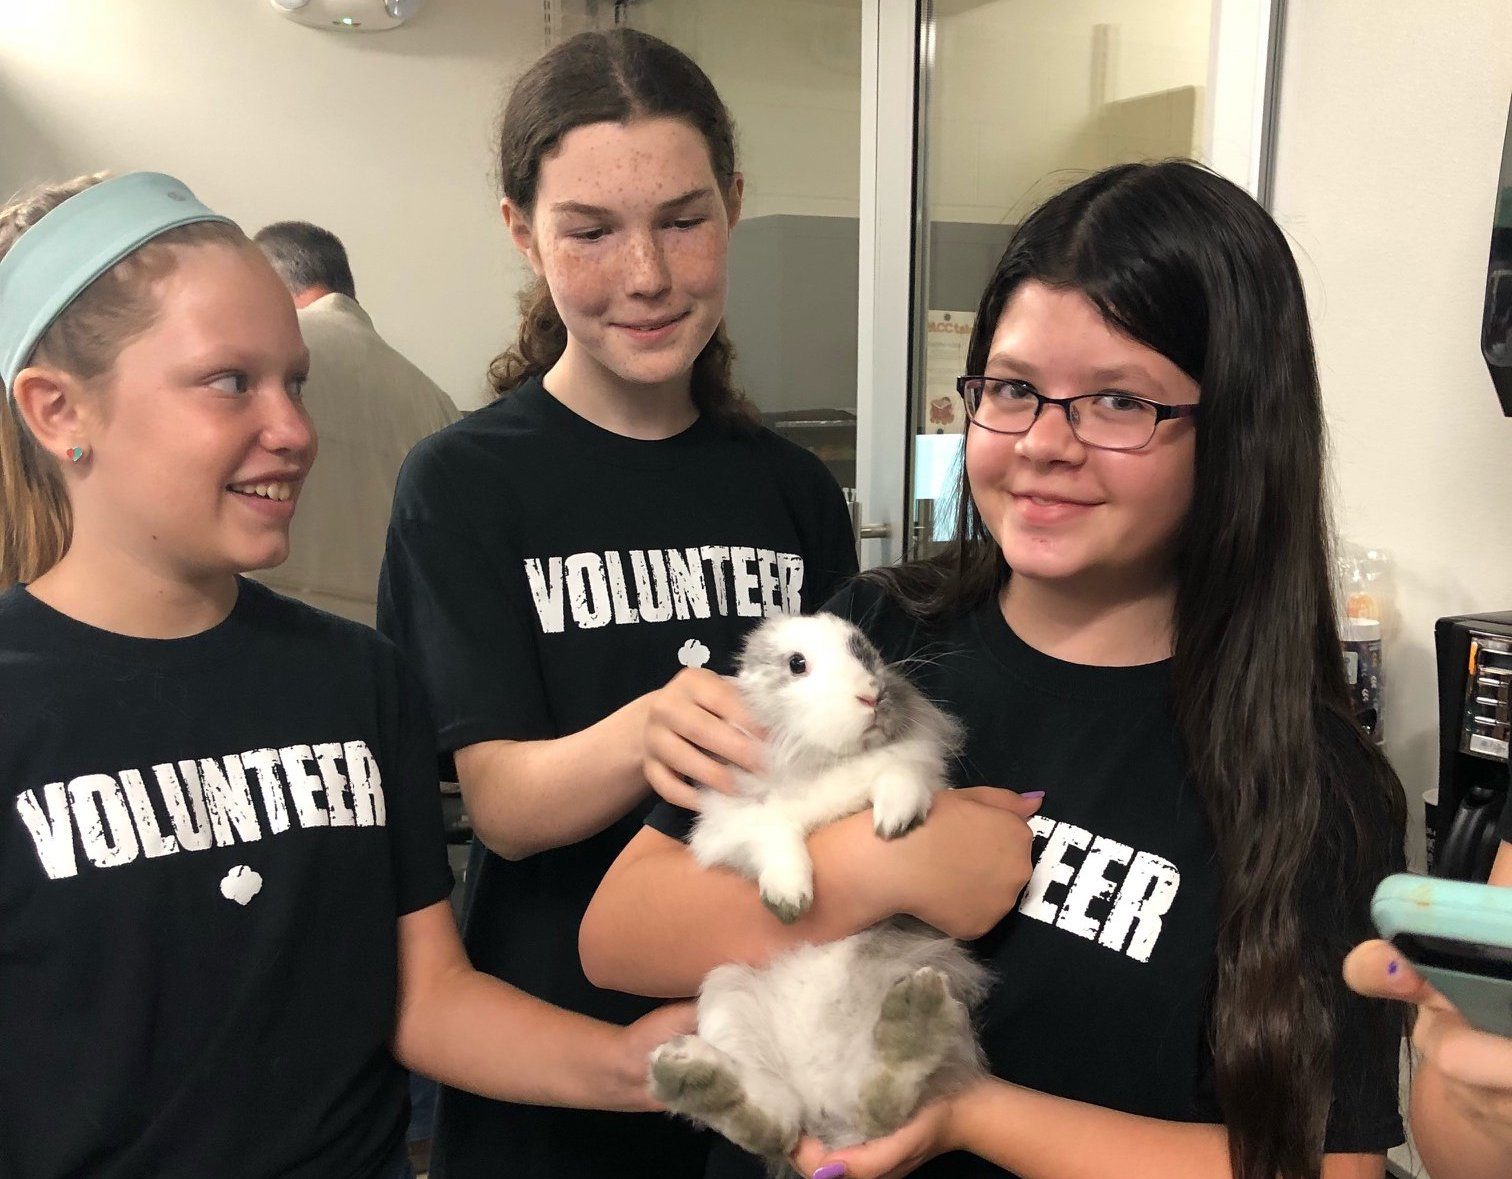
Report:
868,160,1405,1178
488,28,758,434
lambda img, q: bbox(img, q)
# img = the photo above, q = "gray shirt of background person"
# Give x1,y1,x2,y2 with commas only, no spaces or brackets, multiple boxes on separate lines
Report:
252,220,459,626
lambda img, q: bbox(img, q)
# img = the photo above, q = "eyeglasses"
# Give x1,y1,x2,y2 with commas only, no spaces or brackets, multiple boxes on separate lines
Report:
955,376,1200,452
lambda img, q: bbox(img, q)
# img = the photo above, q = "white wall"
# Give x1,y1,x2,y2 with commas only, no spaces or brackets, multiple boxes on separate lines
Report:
1271,0,1512,860
0,0,548,409
0,0,875,407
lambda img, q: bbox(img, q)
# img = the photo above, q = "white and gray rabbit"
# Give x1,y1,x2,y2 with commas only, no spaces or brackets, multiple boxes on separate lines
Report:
649,613,989,1171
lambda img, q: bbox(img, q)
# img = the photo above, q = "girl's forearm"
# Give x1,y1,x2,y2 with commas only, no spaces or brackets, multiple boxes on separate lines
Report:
946,1080,1233,1179
945,1081,1383,1179
579,818,891,997
394,903,648,1110
457,695,652,860
395,965,645,1109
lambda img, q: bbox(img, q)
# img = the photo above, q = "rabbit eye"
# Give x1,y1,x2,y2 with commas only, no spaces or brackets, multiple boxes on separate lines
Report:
788,653,808,676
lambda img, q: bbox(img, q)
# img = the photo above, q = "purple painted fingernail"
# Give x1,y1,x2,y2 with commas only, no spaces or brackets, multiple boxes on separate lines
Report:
814,1165,849,1179
1021,790,1046,800
1386,959,1400,976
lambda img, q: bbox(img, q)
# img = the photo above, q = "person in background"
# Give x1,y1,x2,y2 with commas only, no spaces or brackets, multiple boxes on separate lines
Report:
253,220,457,626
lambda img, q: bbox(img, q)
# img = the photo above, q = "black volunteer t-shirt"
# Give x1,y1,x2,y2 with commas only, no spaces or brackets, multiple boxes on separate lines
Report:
0,578,453,1179
377,377,858,1179
648,578,1404,1178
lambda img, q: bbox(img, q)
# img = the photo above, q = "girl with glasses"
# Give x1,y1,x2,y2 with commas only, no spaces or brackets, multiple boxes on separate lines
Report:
583,159,1407,1179
375,28,860,1179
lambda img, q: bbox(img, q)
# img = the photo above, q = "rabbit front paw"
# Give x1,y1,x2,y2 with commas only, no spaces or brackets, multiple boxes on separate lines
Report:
871,769,935,839
757,862,813,924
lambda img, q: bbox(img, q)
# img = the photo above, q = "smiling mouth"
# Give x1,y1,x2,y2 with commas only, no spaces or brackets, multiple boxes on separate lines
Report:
227,481,296,502
1017,494,1097,507
616,313,687,332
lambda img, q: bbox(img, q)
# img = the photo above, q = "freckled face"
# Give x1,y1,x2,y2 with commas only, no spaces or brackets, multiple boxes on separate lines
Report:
507,116,741,392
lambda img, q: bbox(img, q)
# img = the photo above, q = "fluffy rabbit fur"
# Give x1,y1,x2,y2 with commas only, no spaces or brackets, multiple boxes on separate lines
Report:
649,614,989,1171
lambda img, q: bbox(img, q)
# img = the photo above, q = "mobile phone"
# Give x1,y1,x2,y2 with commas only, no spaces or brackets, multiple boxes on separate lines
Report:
1371,873,1512,1037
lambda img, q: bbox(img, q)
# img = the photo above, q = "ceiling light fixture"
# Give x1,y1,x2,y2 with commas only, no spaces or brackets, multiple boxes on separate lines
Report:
266,0,427,32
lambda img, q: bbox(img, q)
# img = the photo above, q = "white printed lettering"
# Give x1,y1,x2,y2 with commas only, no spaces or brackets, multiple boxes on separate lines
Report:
1020,820,1090,923
1058,835,1132,940
69,773,139,869
195,756,262,846
14,738,387,883
1101,851,1181,963
777,553,805,614
243,748,290,834
156,762,213,851
565,553,613,629
313,742,355,827
15,783,78,880
603,552,640,625
524,557,566,634
279,745,329,829
120,769,179,858
1019,817,1183,964
701,546,732,615
345,740,386,826
631,549,674,624
666,547,711,620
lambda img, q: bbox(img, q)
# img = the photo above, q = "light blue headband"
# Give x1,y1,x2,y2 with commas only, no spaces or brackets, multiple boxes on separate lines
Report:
0,171,235,397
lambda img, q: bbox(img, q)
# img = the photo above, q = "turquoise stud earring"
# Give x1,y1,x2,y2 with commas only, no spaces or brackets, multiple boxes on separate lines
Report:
67,445,86,463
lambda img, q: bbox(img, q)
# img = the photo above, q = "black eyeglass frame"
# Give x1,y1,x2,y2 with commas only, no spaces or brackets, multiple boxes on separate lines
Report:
955,375,1200,452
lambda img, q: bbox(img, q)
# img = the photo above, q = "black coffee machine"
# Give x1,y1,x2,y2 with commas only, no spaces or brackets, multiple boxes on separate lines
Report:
1433,611,1512,881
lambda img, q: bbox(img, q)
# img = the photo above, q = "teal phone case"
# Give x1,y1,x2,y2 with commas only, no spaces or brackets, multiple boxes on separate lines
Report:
1371,873,1512,1037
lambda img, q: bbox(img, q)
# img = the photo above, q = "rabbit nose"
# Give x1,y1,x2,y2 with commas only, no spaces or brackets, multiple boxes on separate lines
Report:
856,693,878,709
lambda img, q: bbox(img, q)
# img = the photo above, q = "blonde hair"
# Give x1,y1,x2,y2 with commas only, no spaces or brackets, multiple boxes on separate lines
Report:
0,175,247,588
